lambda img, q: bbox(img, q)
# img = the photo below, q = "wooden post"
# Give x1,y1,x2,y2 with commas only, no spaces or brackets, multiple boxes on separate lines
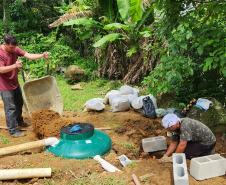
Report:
0,138,58,156
0,140,45,156
132,174,141,185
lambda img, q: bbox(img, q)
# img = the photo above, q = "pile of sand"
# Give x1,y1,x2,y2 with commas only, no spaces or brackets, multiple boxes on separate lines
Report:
31,109,75,138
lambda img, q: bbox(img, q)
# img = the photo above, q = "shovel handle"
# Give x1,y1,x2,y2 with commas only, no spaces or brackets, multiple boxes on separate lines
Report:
46,62,49,75
46,58,50,75
21,68,26,82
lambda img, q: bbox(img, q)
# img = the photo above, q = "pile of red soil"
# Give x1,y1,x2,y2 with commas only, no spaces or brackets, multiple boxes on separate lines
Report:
31,109,76,139
113,117,165,158
115,118,164,146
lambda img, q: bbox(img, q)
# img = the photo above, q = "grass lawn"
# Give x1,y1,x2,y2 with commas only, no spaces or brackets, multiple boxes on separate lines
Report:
57,76,122,111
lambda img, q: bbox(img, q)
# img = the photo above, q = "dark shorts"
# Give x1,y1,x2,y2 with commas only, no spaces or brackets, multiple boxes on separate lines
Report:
184,141,215,159
171,132,215,159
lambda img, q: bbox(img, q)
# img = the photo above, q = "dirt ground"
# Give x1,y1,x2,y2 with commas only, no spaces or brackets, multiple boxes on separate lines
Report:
0,101,225,185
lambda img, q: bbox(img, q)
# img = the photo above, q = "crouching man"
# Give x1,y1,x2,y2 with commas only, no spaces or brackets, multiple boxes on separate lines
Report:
160,113,216,162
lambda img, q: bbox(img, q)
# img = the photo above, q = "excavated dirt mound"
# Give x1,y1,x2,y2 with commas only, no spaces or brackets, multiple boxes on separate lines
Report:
31,109,76,138
112,115,166,159
115,118,164,145
115,120,167,159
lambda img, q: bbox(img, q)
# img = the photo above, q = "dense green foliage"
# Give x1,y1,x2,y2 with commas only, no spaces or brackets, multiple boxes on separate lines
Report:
143,1,226,102
1,0,226,104
1,0,62,33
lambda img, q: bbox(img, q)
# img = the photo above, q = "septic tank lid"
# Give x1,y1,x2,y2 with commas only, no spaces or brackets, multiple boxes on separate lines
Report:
60,123,94,140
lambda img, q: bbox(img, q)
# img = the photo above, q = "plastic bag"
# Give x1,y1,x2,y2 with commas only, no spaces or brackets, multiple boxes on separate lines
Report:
85,98,105,111
142,96,156,118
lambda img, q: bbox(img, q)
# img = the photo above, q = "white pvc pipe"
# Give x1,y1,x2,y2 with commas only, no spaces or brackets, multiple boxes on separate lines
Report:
0,137,59,156
94,155,121,172
0,168,51,180
43,137,59,146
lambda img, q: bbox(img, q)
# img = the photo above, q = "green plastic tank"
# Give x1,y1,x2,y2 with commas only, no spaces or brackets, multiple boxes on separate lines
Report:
47,123,112,159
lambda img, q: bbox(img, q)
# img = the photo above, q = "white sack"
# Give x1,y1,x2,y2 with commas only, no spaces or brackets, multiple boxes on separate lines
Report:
119,85,139,96
109,93,122,106
104,90,121,104
111,96,130,112
85,98,105,111
121,94,138,104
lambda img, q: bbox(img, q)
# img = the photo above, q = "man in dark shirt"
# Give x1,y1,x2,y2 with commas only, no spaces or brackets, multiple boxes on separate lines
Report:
0,34,49,137
160,113,216,161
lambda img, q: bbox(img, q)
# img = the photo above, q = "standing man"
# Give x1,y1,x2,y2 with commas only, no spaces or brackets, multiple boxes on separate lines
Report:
0,34,49,137
160,113,216,161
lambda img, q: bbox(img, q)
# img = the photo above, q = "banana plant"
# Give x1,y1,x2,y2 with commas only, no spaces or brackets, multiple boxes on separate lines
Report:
59,0,154,56
93,0,154,57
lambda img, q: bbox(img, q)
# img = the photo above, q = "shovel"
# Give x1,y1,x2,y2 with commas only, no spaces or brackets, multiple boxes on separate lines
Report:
21,58,63,117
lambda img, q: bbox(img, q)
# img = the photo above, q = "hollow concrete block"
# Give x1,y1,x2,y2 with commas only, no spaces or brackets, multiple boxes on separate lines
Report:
173,153,189,185
190,154,226,180
142,136,167,153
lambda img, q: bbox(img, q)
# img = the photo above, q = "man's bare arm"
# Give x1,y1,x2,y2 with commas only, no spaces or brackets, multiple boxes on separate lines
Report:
0,60,22,73
175,140,187,153
165,141,178,156
24,52,48,60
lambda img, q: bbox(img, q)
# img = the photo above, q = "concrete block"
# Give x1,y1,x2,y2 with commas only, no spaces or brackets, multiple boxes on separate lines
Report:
142,136,167,153
172,153,189,185
118,154,132,167
190,154,226,180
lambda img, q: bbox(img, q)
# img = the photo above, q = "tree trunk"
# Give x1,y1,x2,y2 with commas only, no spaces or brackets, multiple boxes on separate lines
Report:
98,44,128,80
122,53,154,84
97,44,156,84
3,0,10,33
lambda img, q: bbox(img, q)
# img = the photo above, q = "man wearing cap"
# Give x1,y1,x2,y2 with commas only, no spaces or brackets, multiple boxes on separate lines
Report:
160,113,216,162
0,34,49,137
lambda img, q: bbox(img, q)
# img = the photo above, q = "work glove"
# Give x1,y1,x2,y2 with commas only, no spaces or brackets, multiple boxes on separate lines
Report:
159,154,172,163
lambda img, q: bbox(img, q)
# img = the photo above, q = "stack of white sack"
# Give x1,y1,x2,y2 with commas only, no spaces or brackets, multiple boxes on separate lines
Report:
85,98,105,111
104,85,139,112
85,86,159,114
131,95,157,110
